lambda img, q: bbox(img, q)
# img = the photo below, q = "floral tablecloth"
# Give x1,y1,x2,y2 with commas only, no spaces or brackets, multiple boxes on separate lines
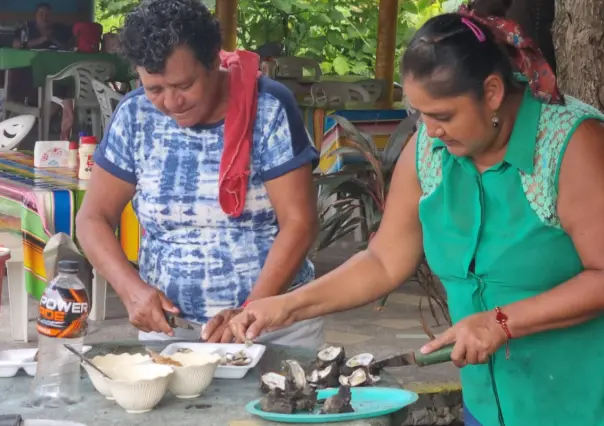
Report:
0,152,141,299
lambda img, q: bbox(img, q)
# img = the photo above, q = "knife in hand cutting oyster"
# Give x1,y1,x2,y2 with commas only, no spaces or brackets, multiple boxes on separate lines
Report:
372,344,454,370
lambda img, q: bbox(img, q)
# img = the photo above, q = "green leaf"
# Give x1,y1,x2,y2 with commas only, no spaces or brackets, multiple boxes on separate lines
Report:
333,56,350,75
335,5,352,18
417,0,433,11
402,1,419,13
273,0,293,14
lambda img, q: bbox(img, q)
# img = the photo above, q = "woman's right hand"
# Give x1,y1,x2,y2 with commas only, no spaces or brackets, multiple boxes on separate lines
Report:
229,295,295,342
125,285,180,336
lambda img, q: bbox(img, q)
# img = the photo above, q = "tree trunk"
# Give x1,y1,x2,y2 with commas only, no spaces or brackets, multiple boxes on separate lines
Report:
553,0,604,109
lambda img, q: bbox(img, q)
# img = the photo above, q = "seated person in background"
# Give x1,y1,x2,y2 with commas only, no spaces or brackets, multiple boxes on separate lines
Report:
12,2,73,50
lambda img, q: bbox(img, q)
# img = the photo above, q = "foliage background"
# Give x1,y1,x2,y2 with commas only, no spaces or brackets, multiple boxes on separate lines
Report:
95,0,467,81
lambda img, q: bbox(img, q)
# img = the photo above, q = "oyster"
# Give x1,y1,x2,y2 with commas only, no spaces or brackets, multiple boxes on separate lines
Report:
282,360,307,390
220,350,252,366
147,349,183,367
340,353,378,376
320,386,354,414
259,389,296,414
307,363,340,389
176,348,193,354
293,385,318,412
317,346,345,367
338,368,380,387
260,372,292,394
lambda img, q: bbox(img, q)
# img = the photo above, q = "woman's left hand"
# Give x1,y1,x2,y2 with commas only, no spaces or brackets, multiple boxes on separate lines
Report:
420,311,509,368
203,308,243,343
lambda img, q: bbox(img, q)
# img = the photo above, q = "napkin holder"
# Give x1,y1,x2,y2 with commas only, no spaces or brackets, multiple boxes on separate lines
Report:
34,141,70,168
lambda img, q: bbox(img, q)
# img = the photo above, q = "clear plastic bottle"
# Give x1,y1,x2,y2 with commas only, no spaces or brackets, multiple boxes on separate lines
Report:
30,259,90,408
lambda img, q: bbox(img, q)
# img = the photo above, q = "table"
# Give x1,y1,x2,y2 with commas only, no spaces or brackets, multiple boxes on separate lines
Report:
300,102,409,173
0,47,132,86
0,151,141,299
0,341,411,426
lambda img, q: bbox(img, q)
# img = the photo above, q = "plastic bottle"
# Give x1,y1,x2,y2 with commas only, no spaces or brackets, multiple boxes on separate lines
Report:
68,141,79,169
78,136,98,180
30,259,89,408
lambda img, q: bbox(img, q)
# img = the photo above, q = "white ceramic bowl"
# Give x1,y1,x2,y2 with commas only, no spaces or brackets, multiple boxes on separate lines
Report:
167,352,221,399
81,353,151,400
107,364,174,413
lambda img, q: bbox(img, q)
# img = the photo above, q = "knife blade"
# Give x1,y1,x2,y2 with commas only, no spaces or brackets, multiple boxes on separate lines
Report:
164,312,200,331
373,344,454,370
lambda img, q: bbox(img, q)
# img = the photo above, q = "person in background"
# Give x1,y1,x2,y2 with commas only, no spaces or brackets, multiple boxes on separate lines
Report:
12,3,73,50
76,0,324,349
228,0,604,425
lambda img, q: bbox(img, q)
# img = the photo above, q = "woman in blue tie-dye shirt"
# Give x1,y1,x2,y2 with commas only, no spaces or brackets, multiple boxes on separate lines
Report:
76,0,324,349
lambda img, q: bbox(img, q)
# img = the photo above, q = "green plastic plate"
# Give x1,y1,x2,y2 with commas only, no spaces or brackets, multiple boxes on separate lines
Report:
245,387,419,424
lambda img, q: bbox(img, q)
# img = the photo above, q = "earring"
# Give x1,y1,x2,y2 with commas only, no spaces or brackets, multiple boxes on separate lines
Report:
492,113,500,128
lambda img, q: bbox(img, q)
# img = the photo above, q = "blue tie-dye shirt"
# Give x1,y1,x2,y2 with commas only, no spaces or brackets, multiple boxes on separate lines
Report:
94,76,318,323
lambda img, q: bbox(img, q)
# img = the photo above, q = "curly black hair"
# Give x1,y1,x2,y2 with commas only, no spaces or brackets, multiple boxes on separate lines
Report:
119,0,221,73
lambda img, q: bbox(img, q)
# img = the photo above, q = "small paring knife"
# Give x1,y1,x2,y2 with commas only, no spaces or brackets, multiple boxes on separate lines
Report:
164,312,200,331
373,344,454,370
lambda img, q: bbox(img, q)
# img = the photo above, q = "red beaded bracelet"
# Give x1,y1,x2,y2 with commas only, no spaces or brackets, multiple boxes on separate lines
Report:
495,306,512,359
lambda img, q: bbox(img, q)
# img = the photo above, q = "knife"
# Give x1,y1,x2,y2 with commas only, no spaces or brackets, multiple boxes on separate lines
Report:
372,344,454,370
164,312,200,331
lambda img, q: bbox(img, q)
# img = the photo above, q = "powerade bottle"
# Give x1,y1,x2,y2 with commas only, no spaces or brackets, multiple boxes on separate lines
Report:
30,259,89,408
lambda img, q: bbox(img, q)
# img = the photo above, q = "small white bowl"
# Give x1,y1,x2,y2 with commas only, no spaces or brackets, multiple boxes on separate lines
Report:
82,353,151,400
167,352,221,399
107,364,174,413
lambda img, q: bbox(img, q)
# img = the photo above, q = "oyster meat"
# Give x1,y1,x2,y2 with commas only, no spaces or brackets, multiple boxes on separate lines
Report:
147,349,183,367
339,368,380,387
259,389,296,414
320,386,354,414
220,350,252,366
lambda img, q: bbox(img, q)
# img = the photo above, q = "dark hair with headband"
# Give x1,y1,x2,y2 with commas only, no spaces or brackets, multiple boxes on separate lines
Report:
401,0,516,100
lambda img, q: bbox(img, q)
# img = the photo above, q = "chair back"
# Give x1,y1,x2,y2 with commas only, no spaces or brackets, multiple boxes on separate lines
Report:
0,115,35,151
310,82,371,105
91,79,124,131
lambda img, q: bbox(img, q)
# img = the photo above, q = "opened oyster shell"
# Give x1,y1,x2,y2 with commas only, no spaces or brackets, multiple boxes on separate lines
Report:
307,363,340,389
282,359,307,390
339,368,380,387
340,353,379,376
317,346,345,367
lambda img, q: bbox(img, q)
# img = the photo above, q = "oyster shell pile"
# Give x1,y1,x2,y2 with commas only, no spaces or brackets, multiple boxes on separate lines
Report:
258,345,381,415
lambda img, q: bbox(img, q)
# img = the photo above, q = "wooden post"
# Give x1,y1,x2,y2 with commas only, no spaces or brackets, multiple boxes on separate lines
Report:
375,0,399,106
215,0,239,52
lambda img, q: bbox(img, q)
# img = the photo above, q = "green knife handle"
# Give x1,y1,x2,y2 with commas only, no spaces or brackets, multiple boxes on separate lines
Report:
414,344,454,367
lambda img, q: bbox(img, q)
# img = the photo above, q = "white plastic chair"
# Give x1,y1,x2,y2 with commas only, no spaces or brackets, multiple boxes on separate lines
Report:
43,61,116,140
0,115,35,151
310,82,371,105
275,57,322,79
91,79,124,134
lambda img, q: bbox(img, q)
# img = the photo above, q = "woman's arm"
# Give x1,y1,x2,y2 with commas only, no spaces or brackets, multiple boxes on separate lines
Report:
77,167,179,335
228,134,425,340
247,163,318,300
502,119,604,337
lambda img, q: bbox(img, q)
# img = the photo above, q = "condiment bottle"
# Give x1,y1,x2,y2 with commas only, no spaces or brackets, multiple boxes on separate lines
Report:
68,141,79,169
78,136,98,180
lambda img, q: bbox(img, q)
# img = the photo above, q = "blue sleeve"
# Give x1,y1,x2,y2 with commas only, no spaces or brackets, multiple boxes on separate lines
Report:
93,97,137,184
258,79,319,181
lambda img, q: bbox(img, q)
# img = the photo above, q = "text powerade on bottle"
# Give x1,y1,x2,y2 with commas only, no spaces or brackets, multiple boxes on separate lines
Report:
30,259,90,408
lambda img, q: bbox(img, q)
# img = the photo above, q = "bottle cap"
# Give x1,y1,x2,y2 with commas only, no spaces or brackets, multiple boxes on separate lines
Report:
57,260,80,274
69,141,78,149
81,136,98,145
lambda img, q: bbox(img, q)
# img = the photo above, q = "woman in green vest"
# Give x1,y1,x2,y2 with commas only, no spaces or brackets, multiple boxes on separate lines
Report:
212,1,604,424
